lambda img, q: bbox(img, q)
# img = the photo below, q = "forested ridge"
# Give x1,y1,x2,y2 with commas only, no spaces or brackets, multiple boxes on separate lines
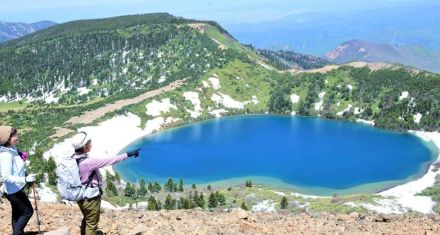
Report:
0,13,240,104
269,66,440,131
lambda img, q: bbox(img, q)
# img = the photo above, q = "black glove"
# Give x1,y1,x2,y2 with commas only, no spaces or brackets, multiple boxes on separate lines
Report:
126,148,141,158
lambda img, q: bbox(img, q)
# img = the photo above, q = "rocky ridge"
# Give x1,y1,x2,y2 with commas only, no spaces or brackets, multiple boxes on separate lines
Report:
1,201,440,234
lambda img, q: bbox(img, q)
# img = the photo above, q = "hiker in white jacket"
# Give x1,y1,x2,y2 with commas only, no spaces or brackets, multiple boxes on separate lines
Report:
0,126,36,235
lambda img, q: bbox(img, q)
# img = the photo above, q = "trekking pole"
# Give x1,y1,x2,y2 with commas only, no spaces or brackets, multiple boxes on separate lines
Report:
31,183,43,235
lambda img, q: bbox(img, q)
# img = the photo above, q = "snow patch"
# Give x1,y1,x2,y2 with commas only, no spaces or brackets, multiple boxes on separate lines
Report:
360,199,407,214
36,185,58,203
356,119,375,126
208,77,221,90
145,98,177,117
290,94,300,104
271,190,286,196
183,92,203,118
251,95,259,105
202,81,210,88
378,131,440,214
414,113,422,124
337,104,352,116
44,114,169,162
44,93,59,104
257,61,273,70
243,95,259,105
314,92,325,111
211,93,244,109
209,109,228,118
399,91,409,101
252,200,276,212
78,87,91,96
158,75,166,83
211,37,221,45
354,107,363,115
0,95,8,102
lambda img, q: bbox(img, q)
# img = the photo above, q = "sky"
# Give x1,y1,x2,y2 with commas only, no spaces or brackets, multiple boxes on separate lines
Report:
0,0,431,24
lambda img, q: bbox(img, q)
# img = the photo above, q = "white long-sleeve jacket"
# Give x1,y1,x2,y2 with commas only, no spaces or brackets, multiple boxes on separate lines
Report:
0,146,26,194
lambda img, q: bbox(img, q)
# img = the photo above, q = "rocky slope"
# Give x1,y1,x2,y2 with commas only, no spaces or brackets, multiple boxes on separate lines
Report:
1,201,440,234
325,39,440,73
0,20,56,42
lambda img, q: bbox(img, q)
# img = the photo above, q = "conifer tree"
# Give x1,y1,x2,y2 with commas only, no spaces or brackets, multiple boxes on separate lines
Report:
148,182,154,193
241,200,249,210
208,192,217,208
124,182,136,198
198,193,205,208
164,194,176,210
105,180,118,196
280,196,288,209
178,179,184,192
153,182,162,192
165,177,174,192
114,172,121,183
137,178,148,198
216,191,226,206
147,196,157,211
46,157,57,185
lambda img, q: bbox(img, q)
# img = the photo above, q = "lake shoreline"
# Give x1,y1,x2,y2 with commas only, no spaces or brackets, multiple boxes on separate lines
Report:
44,113,440,213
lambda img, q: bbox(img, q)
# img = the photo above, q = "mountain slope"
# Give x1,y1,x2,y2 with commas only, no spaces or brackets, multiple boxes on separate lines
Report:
225,4,440,56
326,39,440,73
0,13,244,104
0,20,56,42
254,48,329,70
0,13,439,152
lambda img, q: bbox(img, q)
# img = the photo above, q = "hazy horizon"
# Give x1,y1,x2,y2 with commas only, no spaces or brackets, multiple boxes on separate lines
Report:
0,0,435,24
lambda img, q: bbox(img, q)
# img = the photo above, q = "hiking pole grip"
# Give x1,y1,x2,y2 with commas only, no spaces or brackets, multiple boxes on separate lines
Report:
32,183,43,235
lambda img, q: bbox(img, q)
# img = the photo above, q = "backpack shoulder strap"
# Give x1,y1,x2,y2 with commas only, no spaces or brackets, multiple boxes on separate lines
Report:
75,156,98,188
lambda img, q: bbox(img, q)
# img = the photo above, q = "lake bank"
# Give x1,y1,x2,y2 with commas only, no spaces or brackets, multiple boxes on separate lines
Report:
44,113,440,213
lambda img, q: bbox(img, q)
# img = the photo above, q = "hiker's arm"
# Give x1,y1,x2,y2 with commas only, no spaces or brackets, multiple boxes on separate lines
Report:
85,153,128,171
0,154,25,185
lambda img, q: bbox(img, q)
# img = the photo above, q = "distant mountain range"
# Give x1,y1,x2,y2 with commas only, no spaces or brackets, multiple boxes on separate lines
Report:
326,39,440,73
225,4,440,56
0,20,57,42
254,48,329,70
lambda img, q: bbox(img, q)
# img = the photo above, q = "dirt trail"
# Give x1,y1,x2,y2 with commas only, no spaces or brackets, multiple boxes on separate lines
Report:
284,61,394,74
67,79,186,125
50,79,186,138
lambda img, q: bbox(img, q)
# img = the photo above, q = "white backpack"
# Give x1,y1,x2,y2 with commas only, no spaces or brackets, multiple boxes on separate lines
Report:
56,155,100,201
0,147,10,198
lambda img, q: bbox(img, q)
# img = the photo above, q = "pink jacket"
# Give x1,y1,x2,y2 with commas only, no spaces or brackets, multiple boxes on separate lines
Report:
74,153,128,187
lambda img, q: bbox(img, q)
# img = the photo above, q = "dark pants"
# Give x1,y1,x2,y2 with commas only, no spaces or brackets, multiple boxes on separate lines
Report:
78,196,101,235
6,190,34,235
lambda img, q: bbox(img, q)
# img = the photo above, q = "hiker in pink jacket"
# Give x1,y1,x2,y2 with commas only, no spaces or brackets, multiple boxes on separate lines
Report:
70,131,140,235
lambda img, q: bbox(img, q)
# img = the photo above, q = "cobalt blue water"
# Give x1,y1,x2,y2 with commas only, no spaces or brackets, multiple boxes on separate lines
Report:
115,115,438,195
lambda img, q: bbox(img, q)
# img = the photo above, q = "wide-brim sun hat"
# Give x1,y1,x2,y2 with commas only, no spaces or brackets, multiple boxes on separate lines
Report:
0,126,12,145
71,131,92,150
